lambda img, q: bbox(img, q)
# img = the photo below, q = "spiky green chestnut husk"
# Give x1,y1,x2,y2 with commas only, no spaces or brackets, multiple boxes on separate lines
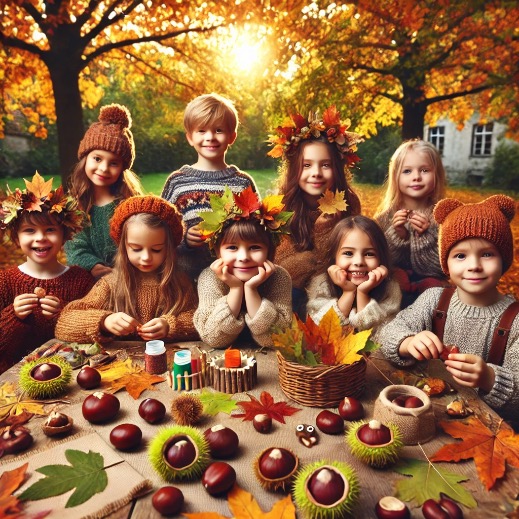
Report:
148,425,210,482
19,356,72,399
293,460,359,519
345,420,403,468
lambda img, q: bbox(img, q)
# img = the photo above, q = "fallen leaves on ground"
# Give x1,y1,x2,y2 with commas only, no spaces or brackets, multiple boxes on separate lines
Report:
0,382,47,420
199,390,238,415
233,391,300,424
431,416,519,490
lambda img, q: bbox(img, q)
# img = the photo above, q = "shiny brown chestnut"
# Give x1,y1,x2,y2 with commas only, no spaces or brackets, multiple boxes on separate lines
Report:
31,362,61,381
375,496,410,519
42,412,73,437
392,395,408,407
422,496,463,519
152,486,184,516
164,435,198,469
82,391,120,423
204,424,239,459
307,466,346,506
109,423,142,450
404,396,424,408
138,398,166,424
77,366,101,389
0,427,33,454
316,410,344,434
338,396,364,421
357,420,392,445
253,413,272,433
202,461,236,496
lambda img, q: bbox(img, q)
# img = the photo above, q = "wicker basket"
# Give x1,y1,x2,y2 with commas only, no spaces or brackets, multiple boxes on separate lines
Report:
276,351,366,407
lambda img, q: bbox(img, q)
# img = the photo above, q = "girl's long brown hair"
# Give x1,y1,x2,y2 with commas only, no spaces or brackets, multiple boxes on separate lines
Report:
107,213,193,317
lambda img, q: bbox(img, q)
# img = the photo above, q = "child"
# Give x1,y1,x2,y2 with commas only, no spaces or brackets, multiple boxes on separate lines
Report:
268,106,363,316
307,216,401,337
0,172,95,373
161,93,258,281
193,187,293,349
56,196,198,344
65,103,144,278
379,195,519,422
374,139,449,307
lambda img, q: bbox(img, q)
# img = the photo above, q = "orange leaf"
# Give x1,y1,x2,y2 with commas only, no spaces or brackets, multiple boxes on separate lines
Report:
317,189,348,215
23,171,53,200
322,105,341,126
234,186,260,217
431,416,519,490
0,463,28,516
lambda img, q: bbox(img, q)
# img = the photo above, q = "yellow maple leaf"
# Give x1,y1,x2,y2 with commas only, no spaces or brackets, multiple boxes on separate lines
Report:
0,382,48,419
317,189,348,215
261,194,285,215
334,328,372,365
23,171,53,200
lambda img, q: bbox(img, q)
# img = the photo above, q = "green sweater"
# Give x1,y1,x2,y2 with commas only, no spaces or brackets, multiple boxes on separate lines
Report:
64,202,117,272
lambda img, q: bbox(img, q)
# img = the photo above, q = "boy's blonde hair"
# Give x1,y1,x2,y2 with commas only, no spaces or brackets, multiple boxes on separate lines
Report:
183,93,239,135
375,139,446,216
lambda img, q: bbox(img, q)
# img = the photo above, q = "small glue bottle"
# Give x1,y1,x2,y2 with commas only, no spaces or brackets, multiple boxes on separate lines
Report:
145,340,167,374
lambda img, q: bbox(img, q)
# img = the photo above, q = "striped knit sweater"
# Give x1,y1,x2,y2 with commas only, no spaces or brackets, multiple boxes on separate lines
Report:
0,266,95,374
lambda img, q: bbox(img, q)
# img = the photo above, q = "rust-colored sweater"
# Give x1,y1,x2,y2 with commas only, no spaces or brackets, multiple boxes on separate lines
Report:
0,266,95,374
55,272,199,344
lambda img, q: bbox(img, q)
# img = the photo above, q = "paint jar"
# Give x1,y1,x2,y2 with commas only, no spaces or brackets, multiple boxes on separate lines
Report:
173,350,192,390
144,340,167,374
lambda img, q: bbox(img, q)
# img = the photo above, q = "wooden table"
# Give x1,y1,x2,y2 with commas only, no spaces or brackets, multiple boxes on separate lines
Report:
1,340,518,518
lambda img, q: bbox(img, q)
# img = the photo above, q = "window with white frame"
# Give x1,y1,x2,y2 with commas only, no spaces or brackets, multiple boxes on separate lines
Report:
428,126,445,154
472,123,494,156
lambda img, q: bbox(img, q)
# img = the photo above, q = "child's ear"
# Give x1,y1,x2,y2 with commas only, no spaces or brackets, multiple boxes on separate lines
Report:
228,132,237,146
186,132,194,146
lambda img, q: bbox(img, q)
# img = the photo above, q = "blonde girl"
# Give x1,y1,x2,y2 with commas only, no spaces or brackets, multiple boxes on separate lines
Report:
374,139,449,307
307,216,401,336
56,196,198,344
65,104,144,278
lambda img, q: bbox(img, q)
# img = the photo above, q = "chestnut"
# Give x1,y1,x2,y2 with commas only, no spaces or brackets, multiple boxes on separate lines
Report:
138,398,166,424
307,466,345,506
204,425,239,459
338,396,364,421
46,411,69,428
422,496,463,519
82,392,120,423
109,423,142,450
253,413,272,433
77,366,101,390
31,362,61,381
375,496,410,519
152,486,184,516
202,461,236,496
164,436,198,469
392,395,408,407
0,427,33,454
404,396,423,408
42,412,73,437
316,410,344,434
357,420,392,446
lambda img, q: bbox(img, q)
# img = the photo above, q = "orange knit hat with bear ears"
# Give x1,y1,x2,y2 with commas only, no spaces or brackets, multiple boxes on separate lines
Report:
434,194,516,275
110,196,184,247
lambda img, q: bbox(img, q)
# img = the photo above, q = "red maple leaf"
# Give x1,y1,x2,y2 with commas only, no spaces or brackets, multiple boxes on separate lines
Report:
234,186,260,218
440,344,460,360
233,391,301,424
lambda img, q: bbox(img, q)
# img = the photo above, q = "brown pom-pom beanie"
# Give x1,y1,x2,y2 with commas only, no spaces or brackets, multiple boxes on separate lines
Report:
110,196,184,247
78,104,135,170
433,194,516,275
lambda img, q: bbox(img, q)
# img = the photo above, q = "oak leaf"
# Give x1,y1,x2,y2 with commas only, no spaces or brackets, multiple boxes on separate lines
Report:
431,416,519,490
233,391,300,424
199,389,238,415
317,189,348,215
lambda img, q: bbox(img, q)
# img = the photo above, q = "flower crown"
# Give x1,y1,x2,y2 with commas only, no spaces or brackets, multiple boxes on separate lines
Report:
267,105,364,167
0,171,87,239
197,186,293,250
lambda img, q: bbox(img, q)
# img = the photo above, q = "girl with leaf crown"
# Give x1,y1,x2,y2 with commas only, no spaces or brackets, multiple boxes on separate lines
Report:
193,187,293,349
0,172,95,373
268,106,363,318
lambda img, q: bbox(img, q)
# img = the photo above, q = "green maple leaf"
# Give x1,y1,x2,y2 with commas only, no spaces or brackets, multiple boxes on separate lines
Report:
199,389,238,415
393,458,476,508
19,449,108,508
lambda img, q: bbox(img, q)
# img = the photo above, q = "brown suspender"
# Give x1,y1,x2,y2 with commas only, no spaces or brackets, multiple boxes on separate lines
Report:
431,288,519,367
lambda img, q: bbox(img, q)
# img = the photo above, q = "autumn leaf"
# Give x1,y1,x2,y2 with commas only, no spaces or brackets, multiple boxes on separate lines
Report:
234,186,261,217
97,359,164,399
0,382,47,420
417,377,449,396
393,458,477,508
334,328,372,365
0,463,28,516
317,189,348,215
19,449,108,508
261,194,285,216
322,105,342,127
233,391,301,424
271,315,306,363
440,344,460,361
23,171,53,202
0,410,34,434
199,390,238,415
431,416,519,490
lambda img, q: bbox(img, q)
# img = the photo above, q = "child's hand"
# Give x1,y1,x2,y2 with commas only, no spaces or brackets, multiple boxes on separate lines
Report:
444,353,495,392
399,331,443,360
357,265,388,295
91,264,112,278
408,211,430,235
245,260,275,289
138,318,169,341
186,225,206,248
103,312,141,336
13,293,38,319
210,258,242,288
328,265,356,293
40,295,61,318
391,209,410,240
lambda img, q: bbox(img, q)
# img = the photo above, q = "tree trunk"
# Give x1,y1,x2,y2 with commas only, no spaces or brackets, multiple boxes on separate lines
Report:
401,98,427,141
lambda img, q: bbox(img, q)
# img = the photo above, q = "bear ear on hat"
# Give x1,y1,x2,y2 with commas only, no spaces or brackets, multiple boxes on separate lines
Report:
485,194,516,223
433,198,463,224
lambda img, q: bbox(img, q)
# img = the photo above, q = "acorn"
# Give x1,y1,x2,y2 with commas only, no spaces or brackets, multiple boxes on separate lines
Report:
253,413,272,433
254,447,299,492
346,419,403,468
293,460,359,519
375,496,410,519
171,394,203,426
139,398,166,424
316,410,344,434
338,397,364,421
202,461,237,496
19,356,72,399
82,392,120,423
152,486,184,516
148,425,210,482
204,424,239,459
42,411,73,437
77,366,101,390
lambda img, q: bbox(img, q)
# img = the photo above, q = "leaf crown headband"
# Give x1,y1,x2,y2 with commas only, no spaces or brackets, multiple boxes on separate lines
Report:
267,105,364,167
197,186,293,250
0,171,87,239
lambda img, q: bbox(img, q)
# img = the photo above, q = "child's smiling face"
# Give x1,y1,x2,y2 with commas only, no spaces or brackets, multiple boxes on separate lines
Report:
218,238,269,282
17,218,64,267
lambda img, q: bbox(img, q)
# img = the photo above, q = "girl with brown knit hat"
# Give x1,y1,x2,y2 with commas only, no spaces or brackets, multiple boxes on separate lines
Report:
379,195,519,424
65,104,144,279
56,196,198,344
